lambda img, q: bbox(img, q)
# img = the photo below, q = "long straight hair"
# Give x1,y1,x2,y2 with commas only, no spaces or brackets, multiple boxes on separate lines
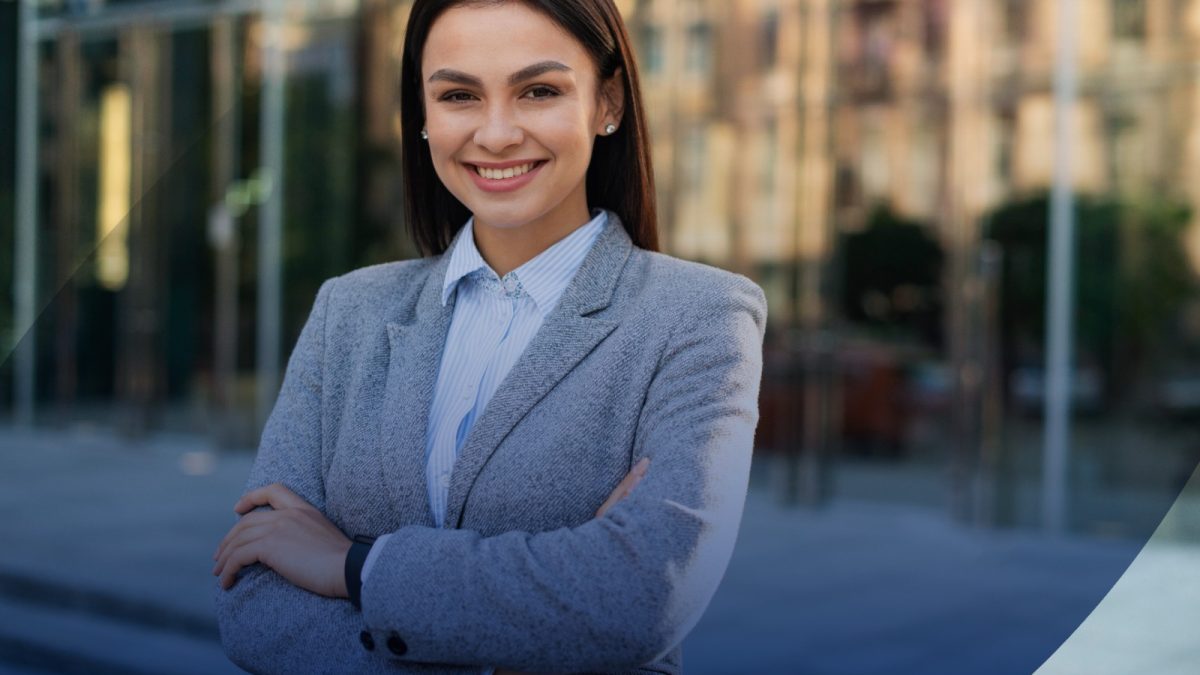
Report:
399,0,659,255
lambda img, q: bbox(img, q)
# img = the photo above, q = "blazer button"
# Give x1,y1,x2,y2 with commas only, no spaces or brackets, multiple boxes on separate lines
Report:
386,632,407,655
359,630,375,651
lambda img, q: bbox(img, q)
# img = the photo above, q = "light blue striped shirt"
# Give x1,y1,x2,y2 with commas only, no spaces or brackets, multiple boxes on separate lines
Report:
360,208,609,670
423,207,609,527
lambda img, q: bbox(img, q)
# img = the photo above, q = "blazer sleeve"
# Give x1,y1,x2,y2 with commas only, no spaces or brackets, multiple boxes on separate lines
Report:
212,278,390,675
359,275,768,672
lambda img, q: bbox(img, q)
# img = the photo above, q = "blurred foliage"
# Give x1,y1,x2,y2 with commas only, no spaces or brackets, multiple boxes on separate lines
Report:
839,203,945,349
0,191,11,349
281,74,355,345
986,192,1197,404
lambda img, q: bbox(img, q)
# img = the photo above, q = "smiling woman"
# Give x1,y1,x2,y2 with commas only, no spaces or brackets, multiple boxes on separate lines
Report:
421,3,625,273
212,1,766,674
400,0,658,262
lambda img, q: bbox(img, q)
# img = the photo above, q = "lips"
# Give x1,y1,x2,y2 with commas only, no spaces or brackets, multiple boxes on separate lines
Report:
464,160,547,193
471,161,544,181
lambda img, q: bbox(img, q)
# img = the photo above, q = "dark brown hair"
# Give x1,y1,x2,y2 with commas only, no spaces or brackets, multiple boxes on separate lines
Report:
399,0,659,255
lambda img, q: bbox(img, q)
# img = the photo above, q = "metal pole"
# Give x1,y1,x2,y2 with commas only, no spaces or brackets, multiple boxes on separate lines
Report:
13,0,40,427
1043,0,1081,534
211,17,241,446
256,0,286,429
794,0,834,507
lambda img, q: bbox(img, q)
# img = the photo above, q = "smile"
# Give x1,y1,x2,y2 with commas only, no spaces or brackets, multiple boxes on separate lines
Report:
473,162,543,180
465,160,547,193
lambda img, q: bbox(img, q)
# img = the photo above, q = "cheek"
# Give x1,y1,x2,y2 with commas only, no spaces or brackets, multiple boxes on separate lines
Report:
427,148,466,199
426,126,468,172
536,117,594,159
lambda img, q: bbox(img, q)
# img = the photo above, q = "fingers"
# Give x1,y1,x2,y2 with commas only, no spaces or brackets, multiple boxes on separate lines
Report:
221,483,310,564
621,457,649,493
213,522,270,587
595,457,650,518
233,482,307,515
633,456,649,477
216,539,264,590
214,509,270,564
214,518,269,570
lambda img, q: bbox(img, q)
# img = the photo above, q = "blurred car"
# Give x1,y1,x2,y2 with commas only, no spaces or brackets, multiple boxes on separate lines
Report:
1010,365,1105,415
1155,370,1200,418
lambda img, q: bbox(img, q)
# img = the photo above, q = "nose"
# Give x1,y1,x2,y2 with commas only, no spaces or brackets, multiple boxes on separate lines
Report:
473,103,524,154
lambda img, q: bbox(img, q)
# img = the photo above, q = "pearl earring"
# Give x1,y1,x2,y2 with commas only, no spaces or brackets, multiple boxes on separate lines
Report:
420,129,429,140
604,124,617,135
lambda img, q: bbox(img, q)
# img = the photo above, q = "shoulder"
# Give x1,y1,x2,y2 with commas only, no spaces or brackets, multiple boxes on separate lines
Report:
293,257,444,348
315,257,440,316
625,248,767,333
323,257,437,300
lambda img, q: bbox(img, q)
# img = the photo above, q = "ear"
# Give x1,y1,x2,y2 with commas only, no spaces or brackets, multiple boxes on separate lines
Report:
598,67,627,131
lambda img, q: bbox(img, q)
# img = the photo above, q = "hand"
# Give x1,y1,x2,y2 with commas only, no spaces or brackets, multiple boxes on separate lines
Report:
212,482,352,598
595,457,650,518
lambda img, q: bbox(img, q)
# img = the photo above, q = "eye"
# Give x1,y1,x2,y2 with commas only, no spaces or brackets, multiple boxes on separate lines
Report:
524,85,560,100
439,91,476,103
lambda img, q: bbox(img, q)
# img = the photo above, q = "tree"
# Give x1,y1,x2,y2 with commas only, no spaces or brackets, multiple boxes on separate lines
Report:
840,203,945,350
986,192,1197,409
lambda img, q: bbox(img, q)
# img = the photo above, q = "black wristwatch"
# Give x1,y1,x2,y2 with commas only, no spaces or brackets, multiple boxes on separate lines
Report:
345,534,377,611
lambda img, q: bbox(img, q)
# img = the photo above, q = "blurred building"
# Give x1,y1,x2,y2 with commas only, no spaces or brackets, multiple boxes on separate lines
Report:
3,0,1200,533
629,0,1200,526
630,0,1200,319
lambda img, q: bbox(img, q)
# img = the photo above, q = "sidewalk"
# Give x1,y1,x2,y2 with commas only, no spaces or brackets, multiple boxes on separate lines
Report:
0,425,247,674
0,425,1188,674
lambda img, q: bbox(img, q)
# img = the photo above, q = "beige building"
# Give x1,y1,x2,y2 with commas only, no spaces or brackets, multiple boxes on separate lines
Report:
627,0,1200,326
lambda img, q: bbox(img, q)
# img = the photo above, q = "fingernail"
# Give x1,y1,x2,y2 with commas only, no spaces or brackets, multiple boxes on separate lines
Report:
635,457,649,472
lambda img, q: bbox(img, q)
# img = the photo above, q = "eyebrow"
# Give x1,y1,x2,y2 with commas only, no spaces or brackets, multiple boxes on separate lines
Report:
427,61,573,88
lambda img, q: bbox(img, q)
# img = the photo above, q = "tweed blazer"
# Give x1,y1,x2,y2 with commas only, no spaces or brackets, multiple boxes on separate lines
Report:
214,214,767,675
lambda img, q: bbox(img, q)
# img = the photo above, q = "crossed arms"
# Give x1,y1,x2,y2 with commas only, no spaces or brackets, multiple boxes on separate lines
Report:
213,275,767,673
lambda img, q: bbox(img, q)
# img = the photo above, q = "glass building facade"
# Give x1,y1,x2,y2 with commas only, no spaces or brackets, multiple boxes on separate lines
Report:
2,0,1199,541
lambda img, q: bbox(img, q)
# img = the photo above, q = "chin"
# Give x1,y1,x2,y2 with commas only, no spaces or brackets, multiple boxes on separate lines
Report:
468,204,546,230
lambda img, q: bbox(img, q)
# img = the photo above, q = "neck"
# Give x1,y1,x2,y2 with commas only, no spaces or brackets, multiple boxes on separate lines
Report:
472,206,594,277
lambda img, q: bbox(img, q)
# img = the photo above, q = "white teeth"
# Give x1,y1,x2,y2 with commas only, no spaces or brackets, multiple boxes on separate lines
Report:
475,162,538,180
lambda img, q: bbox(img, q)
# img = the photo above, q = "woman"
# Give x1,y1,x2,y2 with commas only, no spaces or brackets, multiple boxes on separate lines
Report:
212,1,766,673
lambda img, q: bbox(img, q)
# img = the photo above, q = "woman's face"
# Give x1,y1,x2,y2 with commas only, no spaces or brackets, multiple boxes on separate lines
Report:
421,1,622,236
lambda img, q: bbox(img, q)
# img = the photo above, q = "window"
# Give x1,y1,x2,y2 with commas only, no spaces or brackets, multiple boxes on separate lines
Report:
760,10,780,69
1002,0,1028,44
682,126,707,193
686,22,712,76
1113,0,1145,40
639,24,664,75
761,119,778,195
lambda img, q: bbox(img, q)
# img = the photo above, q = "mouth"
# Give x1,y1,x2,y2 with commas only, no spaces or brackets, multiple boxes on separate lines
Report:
464,160,548,193
467,160,546,181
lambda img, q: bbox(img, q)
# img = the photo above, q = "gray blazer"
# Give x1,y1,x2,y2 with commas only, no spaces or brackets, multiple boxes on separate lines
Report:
214,214,767,674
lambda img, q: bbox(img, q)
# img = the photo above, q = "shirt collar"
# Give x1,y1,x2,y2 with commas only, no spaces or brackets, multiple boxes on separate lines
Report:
441,208,610,319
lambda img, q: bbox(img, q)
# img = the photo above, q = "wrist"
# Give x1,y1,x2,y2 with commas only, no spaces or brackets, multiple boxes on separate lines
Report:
344,534,377,610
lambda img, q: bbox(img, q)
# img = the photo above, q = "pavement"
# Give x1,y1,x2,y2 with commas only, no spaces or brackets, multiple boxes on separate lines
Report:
0,424,1195,674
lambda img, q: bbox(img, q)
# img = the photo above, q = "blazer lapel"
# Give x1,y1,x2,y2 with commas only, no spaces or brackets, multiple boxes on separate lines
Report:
443,219,634,529
379,256,454,529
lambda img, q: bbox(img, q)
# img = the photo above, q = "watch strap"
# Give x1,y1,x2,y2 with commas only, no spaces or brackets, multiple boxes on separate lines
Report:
345,534,377,611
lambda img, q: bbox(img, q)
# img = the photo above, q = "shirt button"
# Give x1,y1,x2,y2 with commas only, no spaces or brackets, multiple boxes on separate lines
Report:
503,277,518,294
359,630,375,651
439,474,451,489
386,632,408,655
